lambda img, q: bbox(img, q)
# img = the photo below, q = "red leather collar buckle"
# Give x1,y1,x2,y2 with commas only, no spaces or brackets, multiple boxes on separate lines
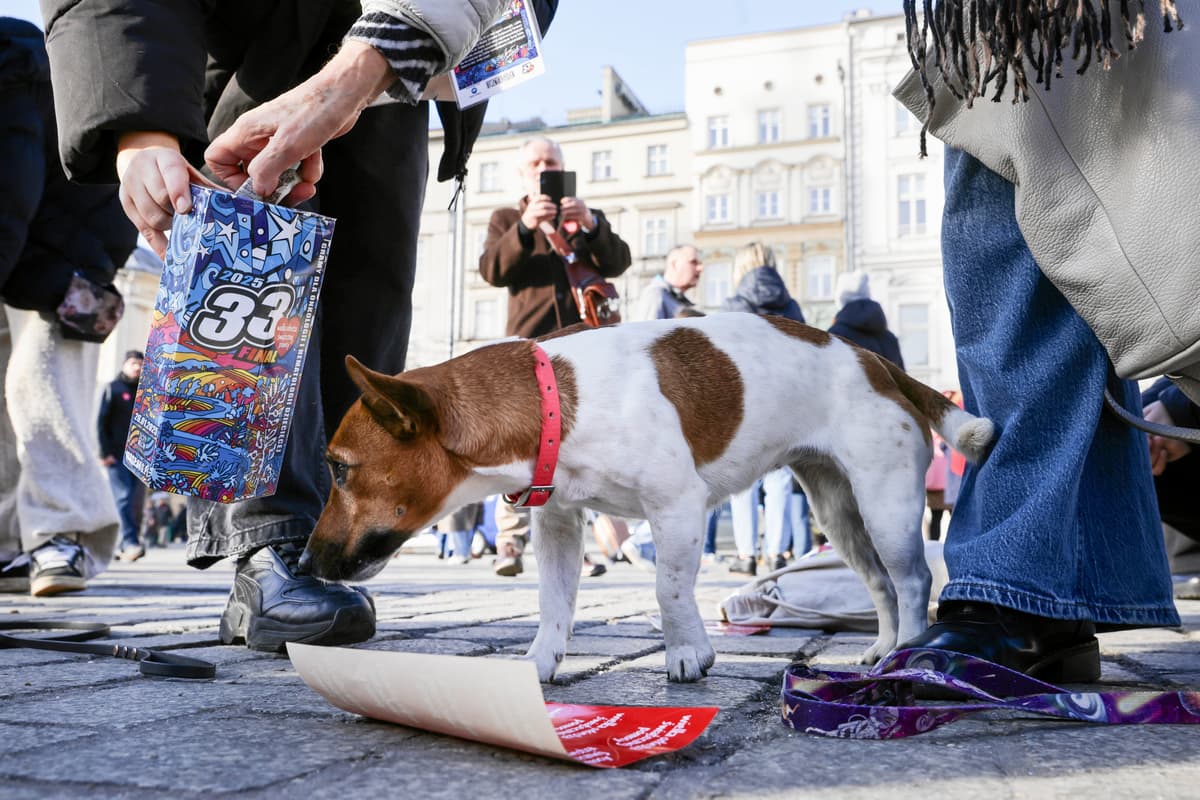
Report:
504,342,561,508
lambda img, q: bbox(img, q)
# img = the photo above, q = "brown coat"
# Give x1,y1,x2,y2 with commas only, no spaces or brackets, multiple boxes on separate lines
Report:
478,198,631,337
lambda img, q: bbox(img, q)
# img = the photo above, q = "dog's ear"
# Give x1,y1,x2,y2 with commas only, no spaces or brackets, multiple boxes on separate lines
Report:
345,355,437,439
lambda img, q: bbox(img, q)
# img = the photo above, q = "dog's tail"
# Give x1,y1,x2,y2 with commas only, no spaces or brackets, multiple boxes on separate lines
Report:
878,357,995,463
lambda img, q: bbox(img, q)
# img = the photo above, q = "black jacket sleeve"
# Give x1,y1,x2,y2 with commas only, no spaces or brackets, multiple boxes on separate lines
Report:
0,18,134,311
41,0,211,183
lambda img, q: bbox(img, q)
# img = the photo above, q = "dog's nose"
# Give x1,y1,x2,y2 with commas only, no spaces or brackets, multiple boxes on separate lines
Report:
295,547,314,576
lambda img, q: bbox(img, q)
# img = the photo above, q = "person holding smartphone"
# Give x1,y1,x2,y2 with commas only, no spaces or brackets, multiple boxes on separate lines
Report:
479,137,631,339
478,136,631,577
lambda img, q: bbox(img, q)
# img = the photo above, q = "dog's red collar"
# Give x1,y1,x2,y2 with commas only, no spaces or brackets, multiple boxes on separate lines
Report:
503,342,561,508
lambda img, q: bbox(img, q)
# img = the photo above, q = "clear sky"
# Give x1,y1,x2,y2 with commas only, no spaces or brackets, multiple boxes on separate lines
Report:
1,0,888,125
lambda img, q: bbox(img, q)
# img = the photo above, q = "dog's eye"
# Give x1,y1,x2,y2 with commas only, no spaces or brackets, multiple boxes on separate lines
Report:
326,457,349,488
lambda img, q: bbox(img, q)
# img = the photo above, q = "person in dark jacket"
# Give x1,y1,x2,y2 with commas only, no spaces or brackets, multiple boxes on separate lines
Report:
720,242,809,576
827,270,905,370
97,350,146,562
39,0,516,651
635,245,704,322
0,18,135,598
479,136,632,338
720,242,804,323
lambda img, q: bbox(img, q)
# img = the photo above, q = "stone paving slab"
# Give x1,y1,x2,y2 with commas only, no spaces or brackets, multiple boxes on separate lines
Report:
2,547,1200,798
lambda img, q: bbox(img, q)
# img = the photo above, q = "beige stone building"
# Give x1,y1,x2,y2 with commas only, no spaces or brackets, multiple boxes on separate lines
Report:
685,23,848,329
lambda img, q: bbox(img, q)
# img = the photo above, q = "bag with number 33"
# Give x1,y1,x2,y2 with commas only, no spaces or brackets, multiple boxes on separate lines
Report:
124,183,335,502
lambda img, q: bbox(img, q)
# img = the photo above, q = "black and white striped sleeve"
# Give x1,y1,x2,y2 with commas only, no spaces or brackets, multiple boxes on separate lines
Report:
345,12,448,104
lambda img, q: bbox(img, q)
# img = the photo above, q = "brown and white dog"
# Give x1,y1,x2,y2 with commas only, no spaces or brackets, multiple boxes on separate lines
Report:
301,314,993,682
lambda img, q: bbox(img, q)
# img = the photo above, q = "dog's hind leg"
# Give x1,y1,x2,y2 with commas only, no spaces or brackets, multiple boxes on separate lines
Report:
524,504,585,682
792,456,901,664
849,467,931,657
646,491,714,682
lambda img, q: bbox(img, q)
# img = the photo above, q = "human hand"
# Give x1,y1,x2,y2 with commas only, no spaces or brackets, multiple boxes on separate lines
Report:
100,455,117,467
115,132,220,258
521,194,559,230
1144,400,1191,475
205,41,393,204
559,196,593,228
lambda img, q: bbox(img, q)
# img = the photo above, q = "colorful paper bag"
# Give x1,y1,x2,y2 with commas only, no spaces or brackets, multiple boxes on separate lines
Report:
124,185,334,502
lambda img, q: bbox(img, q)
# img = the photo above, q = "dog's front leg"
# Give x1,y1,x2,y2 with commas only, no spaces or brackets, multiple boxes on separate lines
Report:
649,500,715,682
523,504,585,682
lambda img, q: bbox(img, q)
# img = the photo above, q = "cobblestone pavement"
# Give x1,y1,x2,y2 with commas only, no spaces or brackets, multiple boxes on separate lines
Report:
3,542,1200,799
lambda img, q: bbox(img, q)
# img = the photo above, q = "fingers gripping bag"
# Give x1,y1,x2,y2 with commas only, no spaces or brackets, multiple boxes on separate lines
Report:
124,184,334,502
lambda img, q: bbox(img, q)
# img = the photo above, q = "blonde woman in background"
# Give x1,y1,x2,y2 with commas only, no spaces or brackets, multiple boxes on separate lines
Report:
720,243,809,575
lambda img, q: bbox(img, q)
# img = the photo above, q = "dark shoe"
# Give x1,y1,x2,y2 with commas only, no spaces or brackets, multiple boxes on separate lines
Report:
582,557,606,578
899,601,1100,684
220,543,376,653
1173,575,1200,601
0,555,31,593
766,555,788,572
29,535,87,597
728,556,756,577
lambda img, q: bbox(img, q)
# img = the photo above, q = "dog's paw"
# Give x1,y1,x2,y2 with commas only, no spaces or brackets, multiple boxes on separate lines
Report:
860,637,894,665
521,649,564,683
665,644,715,683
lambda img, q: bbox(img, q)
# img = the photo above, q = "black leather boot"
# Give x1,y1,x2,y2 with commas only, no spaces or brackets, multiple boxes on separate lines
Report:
219,543,376,653
899,600,1100,683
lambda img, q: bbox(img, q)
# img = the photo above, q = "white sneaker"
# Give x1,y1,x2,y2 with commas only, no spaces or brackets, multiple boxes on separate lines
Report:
29,535,87,597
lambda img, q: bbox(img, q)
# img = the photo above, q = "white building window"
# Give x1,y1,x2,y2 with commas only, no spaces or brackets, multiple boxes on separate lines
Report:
473,298,502,340
894,102,917,136
806,256,835,301
646,144,669,176
897,173,927,236
643,216,669,256
704,261,732,306
898,303,930,365
808,187,832,214
807,104,831,138
478,162,499,192
591,150,613,181
705,194,730,224
755,191,780,219
707,116,730,149
758,109,781,144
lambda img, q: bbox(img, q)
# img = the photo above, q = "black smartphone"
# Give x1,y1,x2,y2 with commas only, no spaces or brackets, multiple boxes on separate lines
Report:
539,170,576,204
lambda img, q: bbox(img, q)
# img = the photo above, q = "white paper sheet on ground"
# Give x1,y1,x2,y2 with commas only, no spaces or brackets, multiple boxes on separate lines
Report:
288,643,567,759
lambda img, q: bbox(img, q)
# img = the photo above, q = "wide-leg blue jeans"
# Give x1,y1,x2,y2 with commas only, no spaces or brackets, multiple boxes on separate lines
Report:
731,467,794,558
939,149,1178,628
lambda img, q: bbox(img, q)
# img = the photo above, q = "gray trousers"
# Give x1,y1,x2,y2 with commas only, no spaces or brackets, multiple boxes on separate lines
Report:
0,309,118,576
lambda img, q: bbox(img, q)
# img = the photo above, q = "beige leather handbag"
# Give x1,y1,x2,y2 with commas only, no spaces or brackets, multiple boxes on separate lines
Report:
894,1,1200,403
